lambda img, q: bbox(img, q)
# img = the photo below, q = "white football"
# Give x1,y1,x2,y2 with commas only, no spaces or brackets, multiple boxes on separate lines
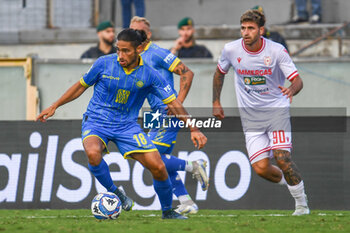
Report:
91,192,122,219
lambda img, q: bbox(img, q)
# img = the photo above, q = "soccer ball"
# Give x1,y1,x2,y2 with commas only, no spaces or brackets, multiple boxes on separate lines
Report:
91,192,122,219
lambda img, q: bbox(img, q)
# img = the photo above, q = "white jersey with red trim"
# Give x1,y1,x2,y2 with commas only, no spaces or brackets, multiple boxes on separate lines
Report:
218,37,298,111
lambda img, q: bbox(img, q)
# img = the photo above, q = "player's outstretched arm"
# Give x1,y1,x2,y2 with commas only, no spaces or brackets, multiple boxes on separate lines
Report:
212,67,226,120
278,75,303,103
167,99,207,149
36,81,87,122
173,61,194,104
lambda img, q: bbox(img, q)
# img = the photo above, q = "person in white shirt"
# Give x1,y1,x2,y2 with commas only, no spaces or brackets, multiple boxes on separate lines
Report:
212,9,310,216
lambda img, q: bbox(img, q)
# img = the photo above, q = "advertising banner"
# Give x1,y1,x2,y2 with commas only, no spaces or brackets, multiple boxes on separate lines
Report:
0,119,349,210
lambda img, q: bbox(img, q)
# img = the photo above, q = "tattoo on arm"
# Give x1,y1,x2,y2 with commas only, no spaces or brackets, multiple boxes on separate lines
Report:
183,83,188,90
213,68,225,103
174,62,194,102
174,62,189,75
273,150,302,185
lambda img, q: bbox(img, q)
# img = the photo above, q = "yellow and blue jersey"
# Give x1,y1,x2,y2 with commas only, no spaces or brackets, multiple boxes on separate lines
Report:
141,42,182,152
140,42,181,111
80,53,176,127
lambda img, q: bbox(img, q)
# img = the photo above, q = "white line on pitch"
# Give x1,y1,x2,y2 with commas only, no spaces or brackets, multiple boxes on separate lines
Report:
0,212,345,219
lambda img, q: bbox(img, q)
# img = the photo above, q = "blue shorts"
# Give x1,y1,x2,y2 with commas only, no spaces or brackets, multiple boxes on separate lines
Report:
81,115,157,158
147,117,180,155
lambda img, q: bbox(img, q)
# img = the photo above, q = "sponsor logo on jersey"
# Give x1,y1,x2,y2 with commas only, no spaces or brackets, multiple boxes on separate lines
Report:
163,53,176,64
102,74,120,80
164,84,172,93
237,68,272,76
244,76,266,85
244,87,270,95
237,57,242,63
264,56,272,66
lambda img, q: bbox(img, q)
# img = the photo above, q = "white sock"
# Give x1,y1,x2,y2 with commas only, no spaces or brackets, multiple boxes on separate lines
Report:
287,181,308,207
278,172,287,186
185,161,193,172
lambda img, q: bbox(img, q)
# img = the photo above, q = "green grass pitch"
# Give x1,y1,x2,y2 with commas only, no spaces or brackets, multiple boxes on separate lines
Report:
0,209,349,233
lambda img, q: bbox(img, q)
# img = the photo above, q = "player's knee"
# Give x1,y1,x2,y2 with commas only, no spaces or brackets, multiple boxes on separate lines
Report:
155,162,167,174
87,155,102,166
273,150,291,170
150,162,167,179
85,148,103,166
252,163,269,177
276,160,289,171
254,167,268,177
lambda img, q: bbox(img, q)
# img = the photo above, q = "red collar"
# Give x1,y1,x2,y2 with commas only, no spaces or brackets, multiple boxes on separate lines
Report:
242,37,265,55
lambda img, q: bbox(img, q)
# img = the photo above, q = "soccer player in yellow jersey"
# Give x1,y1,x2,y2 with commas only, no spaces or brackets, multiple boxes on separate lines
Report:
37,29,207,219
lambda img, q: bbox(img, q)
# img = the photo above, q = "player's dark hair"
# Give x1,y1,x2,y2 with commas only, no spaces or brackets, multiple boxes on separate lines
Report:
135,29,147,43
117,28,147,48
240,9,266,27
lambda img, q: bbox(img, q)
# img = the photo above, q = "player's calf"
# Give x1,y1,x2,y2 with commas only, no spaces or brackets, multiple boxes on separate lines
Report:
273,150,302,185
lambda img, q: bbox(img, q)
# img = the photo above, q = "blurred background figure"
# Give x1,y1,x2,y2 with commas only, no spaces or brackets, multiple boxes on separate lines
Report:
252,5,289,52
121,0,145,28
81,21,116,59
170,17,213,58
292,0,322,24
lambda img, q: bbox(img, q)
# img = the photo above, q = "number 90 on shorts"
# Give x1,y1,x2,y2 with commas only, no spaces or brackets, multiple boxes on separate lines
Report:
245,118,293,164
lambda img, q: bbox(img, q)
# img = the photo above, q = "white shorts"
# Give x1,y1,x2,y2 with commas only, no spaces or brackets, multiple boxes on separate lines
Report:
243,117,292,164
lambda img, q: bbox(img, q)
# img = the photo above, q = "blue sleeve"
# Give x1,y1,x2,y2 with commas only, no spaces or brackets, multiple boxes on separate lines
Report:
149,69,176,104
80,57,104,87
156,48,181,73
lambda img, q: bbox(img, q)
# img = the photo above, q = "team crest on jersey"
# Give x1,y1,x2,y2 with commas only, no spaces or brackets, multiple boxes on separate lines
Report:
264,56,272,66
136,80,144,88
237,57,242,63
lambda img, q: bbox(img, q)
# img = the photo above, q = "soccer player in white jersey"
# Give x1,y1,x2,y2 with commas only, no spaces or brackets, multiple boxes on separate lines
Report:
212,9,310,215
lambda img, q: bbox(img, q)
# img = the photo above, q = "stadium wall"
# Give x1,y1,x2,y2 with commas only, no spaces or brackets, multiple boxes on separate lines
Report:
1,59,349,121
1,59,350,122
0,119,349,210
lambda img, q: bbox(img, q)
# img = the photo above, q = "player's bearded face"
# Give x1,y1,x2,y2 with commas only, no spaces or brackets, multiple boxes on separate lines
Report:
116,40,139,68
241,21,262,46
